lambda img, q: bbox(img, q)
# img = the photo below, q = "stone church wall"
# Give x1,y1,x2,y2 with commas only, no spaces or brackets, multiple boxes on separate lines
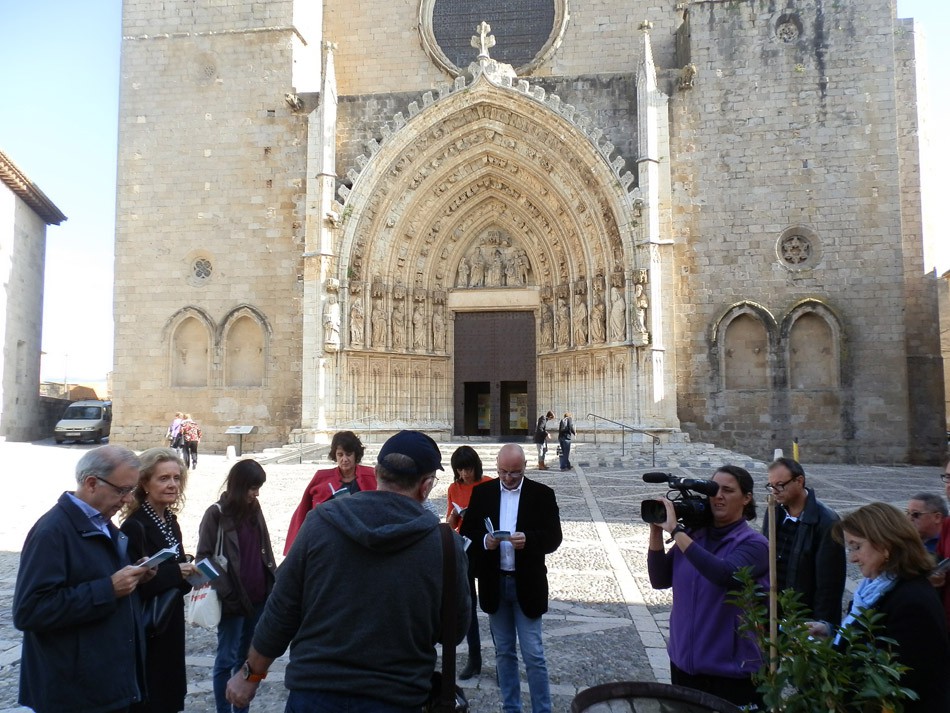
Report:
113,15,308,452
670,0,937,462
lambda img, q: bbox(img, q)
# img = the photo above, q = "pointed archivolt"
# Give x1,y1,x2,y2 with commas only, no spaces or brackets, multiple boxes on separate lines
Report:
335,59,642,308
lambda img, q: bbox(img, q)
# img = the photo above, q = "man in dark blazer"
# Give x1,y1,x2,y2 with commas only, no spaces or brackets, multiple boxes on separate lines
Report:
461,443,562,713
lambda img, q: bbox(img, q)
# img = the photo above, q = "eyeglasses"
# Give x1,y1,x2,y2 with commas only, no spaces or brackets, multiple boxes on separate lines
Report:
95,476,136,497
941,473,950,484
765,477,798,494
906,510,938,520
497,469,525,479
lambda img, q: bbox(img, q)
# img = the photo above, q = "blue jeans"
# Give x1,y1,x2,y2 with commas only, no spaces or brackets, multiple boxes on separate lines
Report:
558,438,571,469
213,605,264,713
489,576,551,713
285,690,418,713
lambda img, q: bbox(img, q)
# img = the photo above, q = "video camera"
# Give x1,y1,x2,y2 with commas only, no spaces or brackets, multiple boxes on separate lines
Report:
640,472,719,530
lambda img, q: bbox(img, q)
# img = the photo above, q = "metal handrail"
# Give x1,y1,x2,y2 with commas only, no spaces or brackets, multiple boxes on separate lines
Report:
586,413,660,466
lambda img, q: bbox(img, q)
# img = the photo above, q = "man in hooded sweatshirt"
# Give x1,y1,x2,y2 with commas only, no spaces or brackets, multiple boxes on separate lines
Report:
226,430,470,712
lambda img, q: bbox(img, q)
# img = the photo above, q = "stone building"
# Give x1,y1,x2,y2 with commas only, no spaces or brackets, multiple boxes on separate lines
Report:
0,149,66,441
113,0,944,462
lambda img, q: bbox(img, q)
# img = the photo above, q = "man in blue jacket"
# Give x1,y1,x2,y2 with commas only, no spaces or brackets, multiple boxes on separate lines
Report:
13,445,153,713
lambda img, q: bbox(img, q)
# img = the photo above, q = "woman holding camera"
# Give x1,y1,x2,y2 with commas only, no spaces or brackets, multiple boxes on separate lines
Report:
647,465,768,709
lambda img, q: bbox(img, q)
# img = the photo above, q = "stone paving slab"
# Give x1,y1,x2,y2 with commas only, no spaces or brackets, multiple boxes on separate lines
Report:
0,440,943,712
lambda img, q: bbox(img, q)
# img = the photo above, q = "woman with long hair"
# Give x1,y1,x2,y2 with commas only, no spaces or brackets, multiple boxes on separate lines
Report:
284,430,377,553
120,447,197,713
445,445,492,679
196,460,277,713
647,465,768,709
809,502,950,711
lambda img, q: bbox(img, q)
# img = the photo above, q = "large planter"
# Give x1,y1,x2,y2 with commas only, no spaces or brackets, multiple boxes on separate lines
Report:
571,681,742,713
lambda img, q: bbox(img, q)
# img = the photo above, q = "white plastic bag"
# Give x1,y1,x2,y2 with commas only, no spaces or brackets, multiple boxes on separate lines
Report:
185,583,221,629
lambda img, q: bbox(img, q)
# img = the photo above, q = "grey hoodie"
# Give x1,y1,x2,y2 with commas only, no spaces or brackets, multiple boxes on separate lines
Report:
252,489,470,706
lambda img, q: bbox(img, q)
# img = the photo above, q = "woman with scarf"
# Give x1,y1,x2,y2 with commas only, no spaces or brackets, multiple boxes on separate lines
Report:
120,447,198,713
808,502,950,712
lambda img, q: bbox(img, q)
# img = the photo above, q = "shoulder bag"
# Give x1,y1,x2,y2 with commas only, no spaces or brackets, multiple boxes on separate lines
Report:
185,505,225,628
424,523,469,713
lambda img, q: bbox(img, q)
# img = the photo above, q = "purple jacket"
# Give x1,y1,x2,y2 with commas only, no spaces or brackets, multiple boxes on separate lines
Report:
648,519,769,678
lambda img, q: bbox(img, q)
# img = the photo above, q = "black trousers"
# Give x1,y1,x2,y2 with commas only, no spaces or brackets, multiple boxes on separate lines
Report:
184,440,198,466
670,661,764,710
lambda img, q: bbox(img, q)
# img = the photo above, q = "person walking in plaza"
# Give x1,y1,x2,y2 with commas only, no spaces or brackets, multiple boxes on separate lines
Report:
557,411,575,470
165,412,184,458
13,445,153,713
762,457,846,629
461,443,563,713
284,430,377,554
533,410,554,470
905,491,945,554
225,430,470,711
180,413,202,470
808,503,950,712
197,460,277,713
120,447,199,713
446,445,492,680
647,465,768,709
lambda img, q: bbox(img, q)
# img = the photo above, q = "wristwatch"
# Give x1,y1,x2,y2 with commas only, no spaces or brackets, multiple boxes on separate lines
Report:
667,524,687,542
241,660,267,683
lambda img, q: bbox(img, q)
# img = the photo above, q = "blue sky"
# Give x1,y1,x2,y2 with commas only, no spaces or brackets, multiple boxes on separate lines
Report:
0,1,945,383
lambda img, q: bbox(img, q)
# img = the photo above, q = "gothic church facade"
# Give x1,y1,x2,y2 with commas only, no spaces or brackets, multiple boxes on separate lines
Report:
113,0,944,462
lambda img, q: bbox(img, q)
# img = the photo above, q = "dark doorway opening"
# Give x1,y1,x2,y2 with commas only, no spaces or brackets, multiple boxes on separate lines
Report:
463,381,491,435
454,311,536,438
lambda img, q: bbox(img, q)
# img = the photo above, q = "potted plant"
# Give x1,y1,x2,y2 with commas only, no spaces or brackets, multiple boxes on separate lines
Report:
729,570,916,712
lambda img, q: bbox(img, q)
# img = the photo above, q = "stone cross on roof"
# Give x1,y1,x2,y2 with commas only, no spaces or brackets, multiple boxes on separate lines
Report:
471,21,495,60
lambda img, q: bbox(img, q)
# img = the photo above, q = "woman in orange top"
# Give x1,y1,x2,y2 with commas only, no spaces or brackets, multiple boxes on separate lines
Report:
446,445,491,680
284,431,376,554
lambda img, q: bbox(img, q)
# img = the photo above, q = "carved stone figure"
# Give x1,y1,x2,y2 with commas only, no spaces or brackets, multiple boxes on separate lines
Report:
487,250,503,287
634,283,649,333
591,297,606,343
556,298,570,347
392,301,407,350
540,302,554,350
371,300,387,348
573,298,588,346
504,256,516,286
610,286,626,342
469,247,485,287
456,257,470,288
323,294,340,350
412,302,426,349
515,249,529,285
432,308,445,351
349,298,364,345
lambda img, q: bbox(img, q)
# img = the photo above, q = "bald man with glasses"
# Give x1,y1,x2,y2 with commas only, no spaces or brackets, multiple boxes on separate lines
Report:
762,457,846,630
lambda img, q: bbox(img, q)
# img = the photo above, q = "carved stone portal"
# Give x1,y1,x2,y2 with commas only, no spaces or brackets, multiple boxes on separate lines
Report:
455,228,532,289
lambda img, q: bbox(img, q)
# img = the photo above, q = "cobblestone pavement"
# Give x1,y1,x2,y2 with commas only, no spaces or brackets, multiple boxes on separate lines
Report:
0,439,943,712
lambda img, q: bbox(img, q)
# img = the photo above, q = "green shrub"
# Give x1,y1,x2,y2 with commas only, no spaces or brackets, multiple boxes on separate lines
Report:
729,570,917,712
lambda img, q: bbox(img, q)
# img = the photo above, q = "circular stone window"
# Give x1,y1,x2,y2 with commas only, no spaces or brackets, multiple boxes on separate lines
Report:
776,226,821,272
775,13,803,43
186,252,214,287
419,0,568,76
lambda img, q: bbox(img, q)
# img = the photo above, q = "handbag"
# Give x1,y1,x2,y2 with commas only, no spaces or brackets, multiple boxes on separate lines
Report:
142,587,179,637
185,582,221,628
424,523,470,713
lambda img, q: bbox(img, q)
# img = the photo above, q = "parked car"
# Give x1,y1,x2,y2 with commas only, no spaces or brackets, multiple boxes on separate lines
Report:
53,400,112,444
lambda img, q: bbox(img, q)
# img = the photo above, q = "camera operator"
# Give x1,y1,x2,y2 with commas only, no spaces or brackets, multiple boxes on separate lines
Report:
646,465,768,709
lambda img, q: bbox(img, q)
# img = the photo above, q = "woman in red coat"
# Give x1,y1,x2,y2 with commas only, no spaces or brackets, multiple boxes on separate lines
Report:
445,445,492,680
284,431,376,553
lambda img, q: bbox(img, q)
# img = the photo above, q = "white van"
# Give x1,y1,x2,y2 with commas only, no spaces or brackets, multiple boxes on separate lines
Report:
54,400,113,444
